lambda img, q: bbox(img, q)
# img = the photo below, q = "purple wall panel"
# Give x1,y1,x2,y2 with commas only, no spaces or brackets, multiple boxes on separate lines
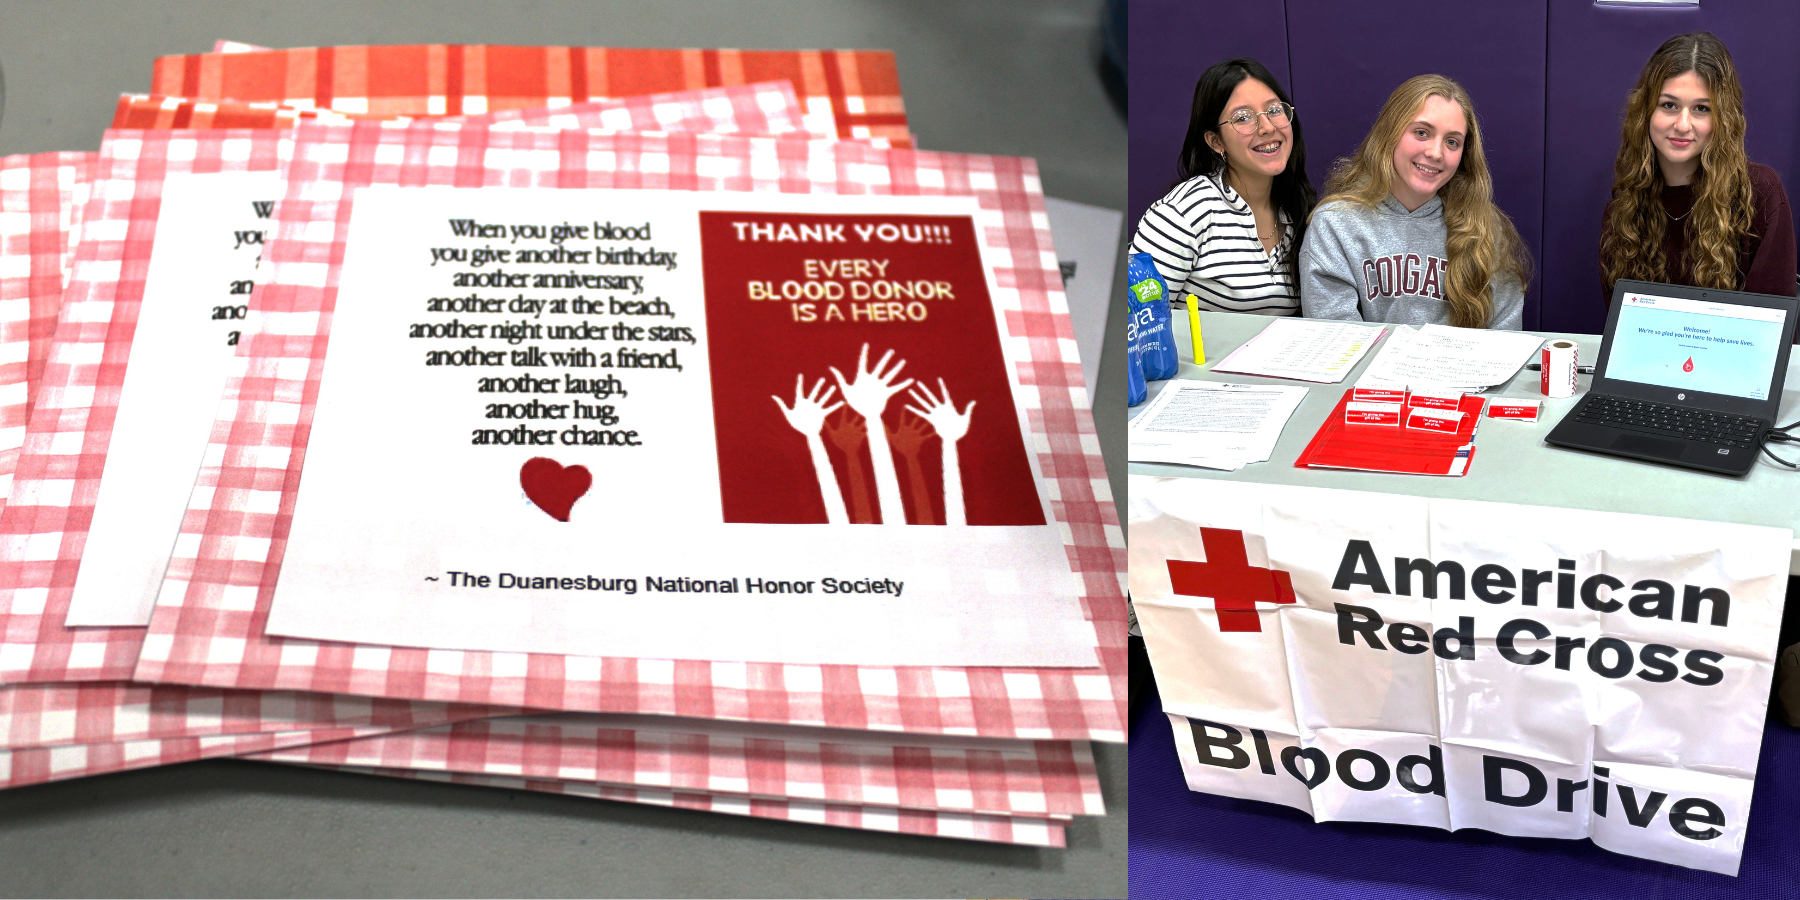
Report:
1285,0,1549,329
1127,0,1290,237
1543,0,1800,335
1127,2,1800,335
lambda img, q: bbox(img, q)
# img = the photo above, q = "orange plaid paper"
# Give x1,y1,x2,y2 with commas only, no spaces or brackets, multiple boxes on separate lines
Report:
151,45,911,145
111,94,360,130
113,80,813,138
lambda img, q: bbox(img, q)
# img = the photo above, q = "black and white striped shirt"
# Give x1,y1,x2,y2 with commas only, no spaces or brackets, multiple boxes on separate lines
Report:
1129,174,1299,315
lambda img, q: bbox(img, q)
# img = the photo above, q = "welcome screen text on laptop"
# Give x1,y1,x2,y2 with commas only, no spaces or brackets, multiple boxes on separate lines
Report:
1606,292,1787,402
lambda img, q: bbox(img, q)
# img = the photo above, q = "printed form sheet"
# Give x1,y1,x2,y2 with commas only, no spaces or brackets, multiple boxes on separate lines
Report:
1128,381,1307,470
1208,318,1385,383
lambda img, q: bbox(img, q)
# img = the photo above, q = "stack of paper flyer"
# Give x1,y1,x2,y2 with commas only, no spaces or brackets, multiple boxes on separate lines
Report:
0,41,1122,848
1127,381,1308,470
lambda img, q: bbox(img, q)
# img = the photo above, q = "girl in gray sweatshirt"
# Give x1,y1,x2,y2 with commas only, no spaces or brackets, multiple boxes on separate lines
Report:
1300,74,1530,330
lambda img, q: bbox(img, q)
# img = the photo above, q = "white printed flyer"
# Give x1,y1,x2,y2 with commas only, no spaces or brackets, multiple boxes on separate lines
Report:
260,186,1097,668
65,170,280,626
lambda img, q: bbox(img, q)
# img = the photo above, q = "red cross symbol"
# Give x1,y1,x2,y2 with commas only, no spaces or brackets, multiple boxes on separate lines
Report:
1166,527,1296,632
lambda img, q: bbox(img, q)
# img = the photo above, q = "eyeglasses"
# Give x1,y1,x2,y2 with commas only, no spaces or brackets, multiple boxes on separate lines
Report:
1218,103,1295,135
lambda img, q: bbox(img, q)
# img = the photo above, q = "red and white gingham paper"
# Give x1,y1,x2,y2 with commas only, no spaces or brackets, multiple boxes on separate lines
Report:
304,764,1066,847
0,723,403,789
0,152,94,500
247,713,1102,819
0,681,498,750
151,45,912,145
56,157,94,292
0,132,523,759
0,129,292,684
135,121,1125,742
0,80,822,683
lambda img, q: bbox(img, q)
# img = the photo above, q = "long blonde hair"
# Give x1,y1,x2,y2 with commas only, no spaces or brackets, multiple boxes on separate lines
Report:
1316,74,1530,328
1600,32,1753,298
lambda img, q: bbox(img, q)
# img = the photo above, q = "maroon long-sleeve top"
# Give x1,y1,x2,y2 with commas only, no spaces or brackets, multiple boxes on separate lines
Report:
1602,161,1797,303
1605,158,1800,298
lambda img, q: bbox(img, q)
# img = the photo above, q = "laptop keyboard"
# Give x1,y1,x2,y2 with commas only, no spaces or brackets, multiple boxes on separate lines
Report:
1574,396,1763,449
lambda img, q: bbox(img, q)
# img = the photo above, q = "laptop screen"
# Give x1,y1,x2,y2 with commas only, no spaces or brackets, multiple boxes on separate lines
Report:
1605,291,1789,402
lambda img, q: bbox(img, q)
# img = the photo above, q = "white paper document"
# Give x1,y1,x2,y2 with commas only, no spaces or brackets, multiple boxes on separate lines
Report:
1207,318,1385,383
262,186,1097,668
1357,323,1543,391
1128,381,1307,469
64,170,282,627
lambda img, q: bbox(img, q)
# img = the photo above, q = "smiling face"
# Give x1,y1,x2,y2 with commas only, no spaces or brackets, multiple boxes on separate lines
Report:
1390,94,1466,211
1650,70,1713,185
1203,77,1293,187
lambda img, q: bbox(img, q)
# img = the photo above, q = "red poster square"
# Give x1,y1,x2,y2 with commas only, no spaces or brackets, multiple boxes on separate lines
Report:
699,212,1043,526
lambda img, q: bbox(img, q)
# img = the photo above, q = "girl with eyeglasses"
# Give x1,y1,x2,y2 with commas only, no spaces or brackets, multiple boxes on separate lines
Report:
1598,32,1795,304
1130,58,1315,316
1300,74,1530,329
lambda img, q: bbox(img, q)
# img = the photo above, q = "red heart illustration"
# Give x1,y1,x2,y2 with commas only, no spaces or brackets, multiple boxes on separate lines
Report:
520,457,591,522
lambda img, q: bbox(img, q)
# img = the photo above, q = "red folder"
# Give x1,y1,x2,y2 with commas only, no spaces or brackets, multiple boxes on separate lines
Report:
1295,389,1485,476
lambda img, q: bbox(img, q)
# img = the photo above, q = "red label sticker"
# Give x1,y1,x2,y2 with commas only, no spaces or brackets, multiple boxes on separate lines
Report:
1406,391,1464,411
1487,402,1541,421
1345,401,1401,425
1408,409,1463,433
1351,387,1407,404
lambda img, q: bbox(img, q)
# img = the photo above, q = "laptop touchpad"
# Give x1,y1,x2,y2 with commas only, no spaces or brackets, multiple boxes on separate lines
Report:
1611,432,1684,459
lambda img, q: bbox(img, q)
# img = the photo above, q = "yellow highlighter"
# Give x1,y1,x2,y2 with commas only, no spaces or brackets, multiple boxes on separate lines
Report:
1184,294,1205,365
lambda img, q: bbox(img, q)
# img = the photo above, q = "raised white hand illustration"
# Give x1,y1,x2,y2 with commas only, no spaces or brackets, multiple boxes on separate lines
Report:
829,344,913,525
906,378,976,526
772,374,849,524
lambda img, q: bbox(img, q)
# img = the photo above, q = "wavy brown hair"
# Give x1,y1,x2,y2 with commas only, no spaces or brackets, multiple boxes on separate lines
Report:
1600,32,1753,297
1315,74,1530,328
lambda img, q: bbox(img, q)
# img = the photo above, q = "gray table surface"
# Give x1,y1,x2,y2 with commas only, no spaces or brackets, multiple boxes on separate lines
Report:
0,2,1128,897
1133,312,1800,572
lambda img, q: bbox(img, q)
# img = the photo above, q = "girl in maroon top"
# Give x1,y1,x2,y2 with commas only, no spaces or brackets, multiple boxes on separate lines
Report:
1599,32,1796,304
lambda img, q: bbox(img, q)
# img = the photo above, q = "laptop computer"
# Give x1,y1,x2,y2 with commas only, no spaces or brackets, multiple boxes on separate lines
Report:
1544,279,1798,475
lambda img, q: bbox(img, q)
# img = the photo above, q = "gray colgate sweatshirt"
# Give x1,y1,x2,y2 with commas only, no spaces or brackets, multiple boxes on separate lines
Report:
1298,195,1523,330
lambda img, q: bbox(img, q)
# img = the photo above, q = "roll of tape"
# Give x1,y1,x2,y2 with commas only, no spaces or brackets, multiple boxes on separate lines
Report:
1541,340,1579,398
